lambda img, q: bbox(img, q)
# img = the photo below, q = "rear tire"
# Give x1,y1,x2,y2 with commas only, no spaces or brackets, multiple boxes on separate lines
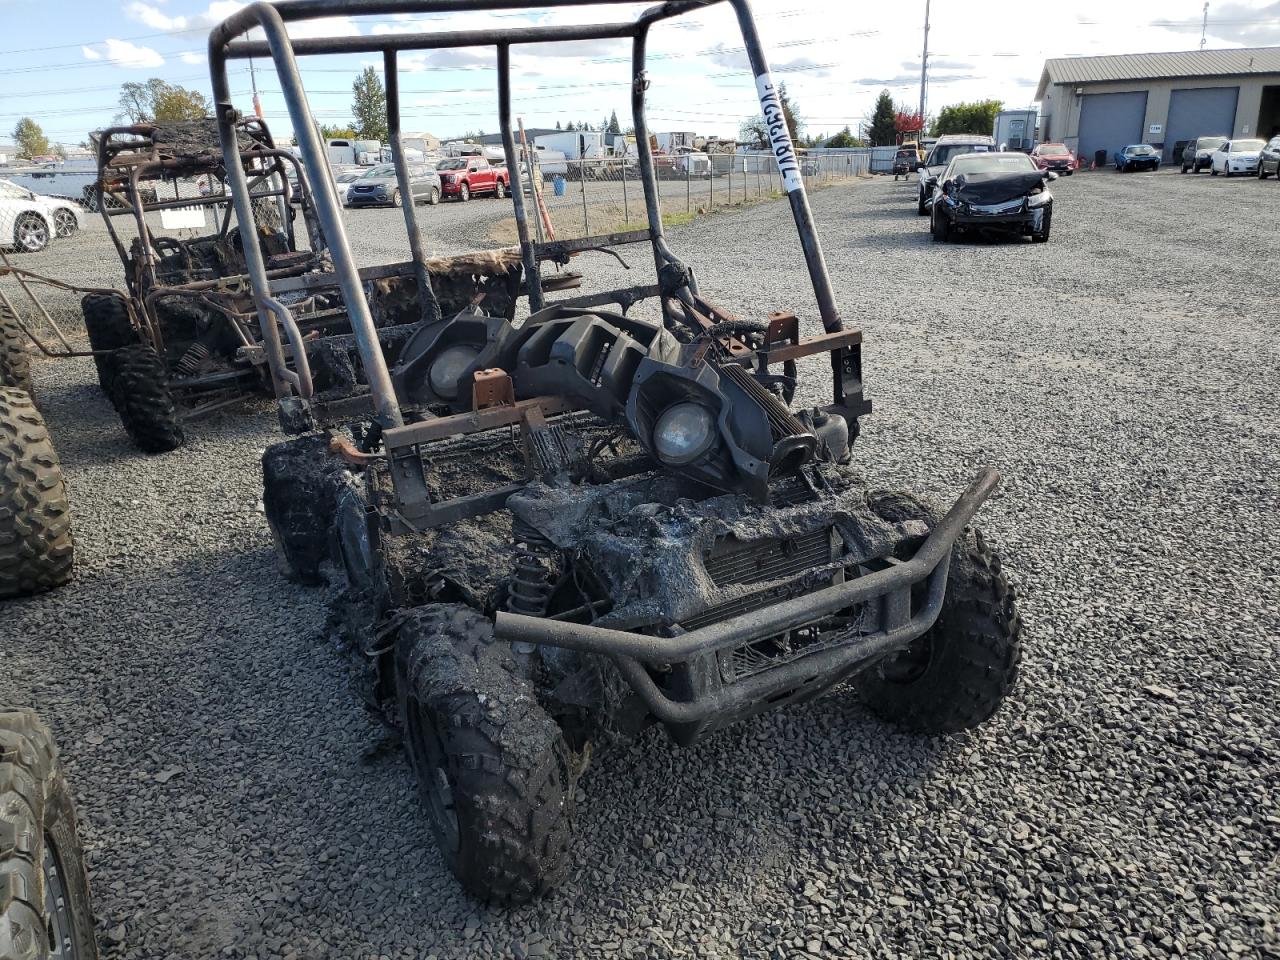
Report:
80,294,135,400
855,495,1021,734
109,344,184,453
0,301,32,394
395,603,576,905
0,710,99,960
0,388,73,598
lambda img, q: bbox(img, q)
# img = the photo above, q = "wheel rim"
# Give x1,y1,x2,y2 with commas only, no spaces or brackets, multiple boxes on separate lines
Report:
405,697,460,854
17,217,48,251
54,210,76,238
43,836,78,959
461,185,469,200
879,629,937,684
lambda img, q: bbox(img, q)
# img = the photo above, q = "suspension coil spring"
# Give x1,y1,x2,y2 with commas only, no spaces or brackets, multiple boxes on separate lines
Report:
174,341,212,377
507,519,556,617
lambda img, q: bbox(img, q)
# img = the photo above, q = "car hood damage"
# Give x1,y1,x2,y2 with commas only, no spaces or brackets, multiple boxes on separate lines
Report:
951,171,1046,205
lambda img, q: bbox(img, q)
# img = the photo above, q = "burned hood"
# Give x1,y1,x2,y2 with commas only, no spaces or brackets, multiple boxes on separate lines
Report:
952,170,1045,205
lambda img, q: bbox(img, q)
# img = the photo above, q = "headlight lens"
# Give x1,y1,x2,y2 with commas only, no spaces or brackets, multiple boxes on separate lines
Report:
1027,190,1052,208
653,402,716,465
428,344,480,399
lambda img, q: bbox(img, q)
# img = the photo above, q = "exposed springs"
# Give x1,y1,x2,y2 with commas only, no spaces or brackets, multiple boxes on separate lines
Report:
175,341,212,377
507,520,556,617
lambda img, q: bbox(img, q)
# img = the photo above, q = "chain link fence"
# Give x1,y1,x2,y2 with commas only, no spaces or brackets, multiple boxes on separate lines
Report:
508,150,870,243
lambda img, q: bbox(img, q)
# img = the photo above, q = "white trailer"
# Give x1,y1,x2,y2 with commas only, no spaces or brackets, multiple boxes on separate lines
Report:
993,110,1038,153
533,131,608,161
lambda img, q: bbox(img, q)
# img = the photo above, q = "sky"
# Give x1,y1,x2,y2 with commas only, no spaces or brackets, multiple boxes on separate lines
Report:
2,0,1280,148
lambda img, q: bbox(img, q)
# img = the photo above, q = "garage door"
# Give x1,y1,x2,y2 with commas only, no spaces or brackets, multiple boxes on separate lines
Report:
1165,86,1238,161
1078,91,1148,165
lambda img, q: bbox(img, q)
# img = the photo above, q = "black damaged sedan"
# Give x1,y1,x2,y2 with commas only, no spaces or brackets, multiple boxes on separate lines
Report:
930,152,1056,244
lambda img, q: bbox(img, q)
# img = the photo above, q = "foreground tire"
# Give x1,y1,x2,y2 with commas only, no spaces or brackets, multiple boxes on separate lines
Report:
109,344,184,454
395,604,575,905
261,434,352,586
0,301,31,395
916,191,927,216
855,494,1021,734
0,710,98,960
51,208,78,239
0,388,73,599
11,214,49,255
79,295,135,399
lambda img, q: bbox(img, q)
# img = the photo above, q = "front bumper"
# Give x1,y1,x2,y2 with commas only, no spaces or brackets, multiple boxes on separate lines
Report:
346,191,390,206
1228,160,1258,172
496,468,999,739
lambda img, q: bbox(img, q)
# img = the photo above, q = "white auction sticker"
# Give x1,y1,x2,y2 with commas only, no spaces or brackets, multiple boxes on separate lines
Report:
756,72,802,193
160,205,207,230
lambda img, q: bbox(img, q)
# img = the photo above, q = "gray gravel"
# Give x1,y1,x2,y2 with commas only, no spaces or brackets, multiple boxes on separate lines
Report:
3,168,1279,959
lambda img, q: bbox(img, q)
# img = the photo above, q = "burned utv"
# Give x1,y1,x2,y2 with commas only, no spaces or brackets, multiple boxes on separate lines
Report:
77,118,524,452
210,0,1023,904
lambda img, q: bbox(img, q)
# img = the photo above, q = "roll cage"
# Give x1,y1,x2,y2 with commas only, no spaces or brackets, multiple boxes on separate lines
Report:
208,0,867,436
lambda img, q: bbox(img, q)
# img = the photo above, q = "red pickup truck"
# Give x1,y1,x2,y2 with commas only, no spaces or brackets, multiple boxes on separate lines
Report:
436,156,510,201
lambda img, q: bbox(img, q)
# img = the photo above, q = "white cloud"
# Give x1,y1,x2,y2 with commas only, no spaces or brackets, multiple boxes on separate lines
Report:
180,51,207,65
81,38,166,69
124,1,184,30
124,1,361,40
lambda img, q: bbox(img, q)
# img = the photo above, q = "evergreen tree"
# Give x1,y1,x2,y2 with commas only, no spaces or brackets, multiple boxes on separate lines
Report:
868,90,896,146
351,66,388,142
608,110,622,134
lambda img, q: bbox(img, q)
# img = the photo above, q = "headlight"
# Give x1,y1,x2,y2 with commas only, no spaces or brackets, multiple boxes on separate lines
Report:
1027,190,1052,208
653,402,716,465
428,344,480,399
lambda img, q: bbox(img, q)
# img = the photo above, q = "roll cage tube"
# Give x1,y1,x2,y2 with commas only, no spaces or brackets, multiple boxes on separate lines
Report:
207,0,844,426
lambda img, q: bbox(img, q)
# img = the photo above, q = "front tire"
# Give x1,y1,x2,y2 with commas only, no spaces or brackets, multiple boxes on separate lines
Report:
389,189,402,207
494,179,506,199
109,344,184,453
0,388,74,598
854,495,1021,734
0,711,99,960
429,186,440,205
260,434,353,586
80,294,135,400
395,604,576,905
12,213,49,254
459,182,471,202
916,190,927,216
1031,205,1052,243
930,208,950,242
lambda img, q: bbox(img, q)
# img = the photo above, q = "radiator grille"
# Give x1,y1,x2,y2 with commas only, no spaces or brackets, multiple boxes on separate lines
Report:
705,529,833,588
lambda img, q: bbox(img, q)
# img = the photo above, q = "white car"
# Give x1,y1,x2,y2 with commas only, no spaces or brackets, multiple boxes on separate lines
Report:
0,178,83,253
1210,138,1266,177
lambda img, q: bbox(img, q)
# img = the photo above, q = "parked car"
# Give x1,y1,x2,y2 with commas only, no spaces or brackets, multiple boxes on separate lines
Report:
1181,136,1228,173
0,177,82,240
1258,135,1280,179
346,162,442,206
1,188,56,253
892,148,917,180
1029,142,1076,175
436,155,510,201
915,134,996,215
1210,138,1265,177
1114,144,1160,172
930,151,1055,244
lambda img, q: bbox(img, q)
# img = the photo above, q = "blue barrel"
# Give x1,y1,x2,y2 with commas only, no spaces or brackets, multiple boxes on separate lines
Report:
552,175,566,197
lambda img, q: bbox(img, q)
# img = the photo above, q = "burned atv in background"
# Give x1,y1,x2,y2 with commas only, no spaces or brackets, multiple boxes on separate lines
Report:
216,0,1023,906
78,118,527,452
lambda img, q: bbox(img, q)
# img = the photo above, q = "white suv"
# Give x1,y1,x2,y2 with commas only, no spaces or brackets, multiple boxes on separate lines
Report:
0,178,82,253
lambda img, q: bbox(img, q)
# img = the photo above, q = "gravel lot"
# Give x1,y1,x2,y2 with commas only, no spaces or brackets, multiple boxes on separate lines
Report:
3,168,1278,959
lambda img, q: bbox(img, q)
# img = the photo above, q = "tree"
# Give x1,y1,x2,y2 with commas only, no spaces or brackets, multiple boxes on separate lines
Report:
11,118,50,158
118,79,210,123
930,99,1003,137
607,110,621,135
351,66,388,142
895,108,924,139
825,126,863,148
555,121,562,130
868,90,896,146
319,124,358,140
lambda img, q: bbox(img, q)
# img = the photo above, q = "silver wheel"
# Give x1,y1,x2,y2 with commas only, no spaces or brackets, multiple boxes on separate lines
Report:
14,213,50,253
53,208,78,238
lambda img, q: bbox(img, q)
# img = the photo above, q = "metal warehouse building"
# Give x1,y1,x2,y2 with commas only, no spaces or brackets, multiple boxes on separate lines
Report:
1036,47,1280,164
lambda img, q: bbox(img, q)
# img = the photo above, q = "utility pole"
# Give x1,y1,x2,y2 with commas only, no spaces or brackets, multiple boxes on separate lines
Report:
1200,2,1209,50
248,58,263,120
918,0,931,130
